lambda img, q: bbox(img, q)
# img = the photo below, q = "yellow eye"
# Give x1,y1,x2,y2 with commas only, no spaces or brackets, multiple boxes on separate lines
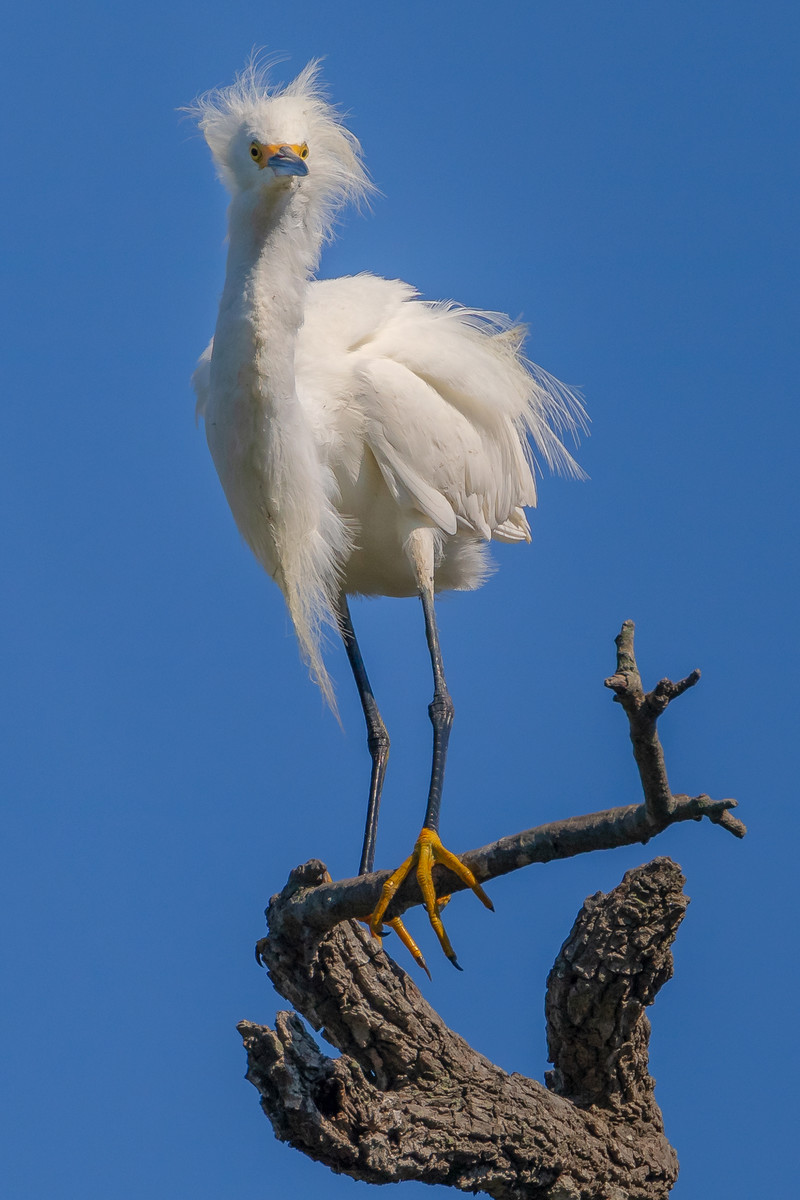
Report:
249,142,263,163
299,143,309,159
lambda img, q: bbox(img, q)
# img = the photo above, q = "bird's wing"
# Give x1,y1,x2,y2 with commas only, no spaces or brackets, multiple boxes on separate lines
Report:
299,275,580,540
359,354,529,539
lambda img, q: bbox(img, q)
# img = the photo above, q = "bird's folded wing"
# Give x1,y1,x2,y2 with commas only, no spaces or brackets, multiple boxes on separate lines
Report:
360,357,527,540
366,425,459,535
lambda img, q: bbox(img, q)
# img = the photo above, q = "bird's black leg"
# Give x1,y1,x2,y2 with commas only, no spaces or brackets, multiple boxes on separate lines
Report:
336,594,390,876
368,577,493,971
339,596,437,975
420,584,454,835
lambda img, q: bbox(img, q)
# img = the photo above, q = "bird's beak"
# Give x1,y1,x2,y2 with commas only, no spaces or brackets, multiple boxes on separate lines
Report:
264,143,309,177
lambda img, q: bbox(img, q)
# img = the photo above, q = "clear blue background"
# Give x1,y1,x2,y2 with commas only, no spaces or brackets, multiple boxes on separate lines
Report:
3,3,797,1197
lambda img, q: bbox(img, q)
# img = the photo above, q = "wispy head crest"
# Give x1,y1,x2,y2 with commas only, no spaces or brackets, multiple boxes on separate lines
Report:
185,55,374,227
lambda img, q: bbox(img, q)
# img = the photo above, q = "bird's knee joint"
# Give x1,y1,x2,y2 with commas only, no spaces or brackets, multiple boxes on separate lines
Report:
428,692,454,727
368,726,390,756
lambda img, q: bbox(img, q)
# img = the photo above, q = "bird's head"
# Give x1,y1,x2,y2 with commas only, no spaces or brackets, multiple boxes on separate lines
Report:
188,59,372,224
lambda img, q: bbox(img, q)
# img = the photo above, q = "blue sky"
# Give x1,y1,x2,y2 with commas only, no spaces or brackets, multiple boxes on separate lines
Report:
2,2,797,1197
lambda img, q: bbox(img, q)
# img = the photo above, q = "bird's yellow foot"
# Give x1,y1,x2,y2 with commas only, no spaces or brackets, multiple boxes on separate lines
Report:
369,828,493,970
368,916,433,979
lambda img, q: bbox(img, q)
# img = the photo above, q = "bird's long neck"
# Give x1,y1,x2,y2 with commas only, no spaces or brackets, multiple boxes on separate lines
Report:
212,184,323,511
210,184,347,711
218,185,318,394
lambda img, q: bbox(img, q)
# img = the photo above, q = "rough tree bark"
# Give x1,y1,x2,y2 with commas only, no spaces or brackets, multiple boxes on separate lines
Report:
238,622,744,1198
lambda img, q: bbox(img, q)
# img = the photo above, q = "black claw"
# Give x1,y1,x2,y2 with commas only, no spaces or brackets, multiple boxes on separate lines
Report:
449,956,463,972
255,938,268,967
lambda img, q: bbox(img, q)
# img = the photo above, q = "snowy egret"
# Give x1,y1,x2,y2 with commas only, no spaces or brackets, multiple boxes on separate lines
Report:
190,61,585,971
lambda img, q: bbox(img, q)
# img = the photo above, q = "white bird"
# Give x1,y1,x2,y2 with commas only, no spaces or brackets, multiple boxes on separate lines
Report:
190,61,586,972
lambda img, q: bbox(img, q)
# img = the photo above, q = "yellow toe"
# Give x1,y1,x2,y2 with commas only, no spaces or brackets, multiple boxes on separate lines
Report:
368,849,416,937
368,828,493,972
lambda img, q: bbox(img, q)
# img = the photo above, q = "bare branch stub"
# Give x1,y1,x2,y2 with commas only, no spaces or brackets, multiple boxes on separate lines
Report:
604,620,699,823
240,858,686,1198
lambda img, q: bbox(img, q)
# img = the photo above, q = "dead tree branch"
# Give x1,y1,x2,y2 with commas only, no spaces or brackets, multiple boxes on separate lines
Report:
239,622,744,1197
253,621,742,944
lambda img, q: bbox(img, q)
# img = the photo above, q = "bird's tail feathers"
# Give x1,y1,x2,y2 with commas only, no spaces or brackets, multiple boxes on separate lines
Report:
521,357,589,483
411,304,588,483
489,323,588,482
